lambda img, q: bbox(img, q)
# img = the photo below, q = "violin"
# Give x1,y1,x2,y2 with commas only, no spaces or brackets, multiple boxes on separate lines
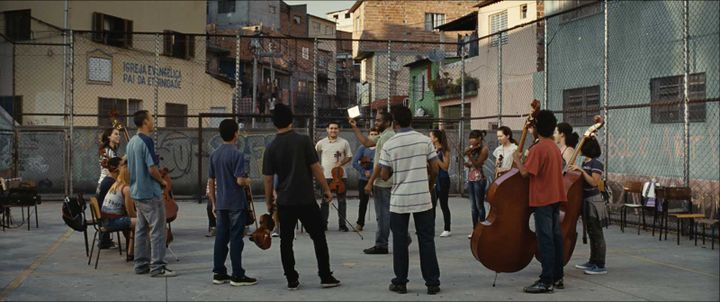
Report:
328,167,346,194
494,154,504,179
471,99,540,273
359,155,372,170
557,115,605,265
246,186,274,250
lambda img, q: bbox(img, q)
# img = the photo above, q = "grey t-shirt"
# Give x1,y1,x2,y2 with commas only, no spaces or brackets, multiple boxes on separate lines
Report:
263,131,319,206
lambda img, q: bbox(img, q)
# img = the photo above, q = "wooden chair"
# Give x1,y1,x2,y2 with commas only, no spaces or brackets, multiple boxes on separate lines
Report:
655,187,692,242
87,197,124,269
620,181,647,234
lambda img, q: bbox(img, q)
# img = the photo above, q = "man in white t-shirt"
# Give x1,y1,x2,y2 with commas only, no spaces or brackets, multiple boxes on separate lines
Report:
315,122,353,232
379,106,440,295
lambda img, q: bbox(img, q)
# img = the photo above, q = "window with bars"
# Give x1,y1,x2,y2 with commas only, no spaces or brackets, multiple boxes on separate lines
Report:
4,10,31,41
165,103,188,127
98,98,142,127
562,85,600,126
424,13,446,32
650,73,706,123
163,30,195,60
490,10,508,47
218,0,235,14
92,12,133,48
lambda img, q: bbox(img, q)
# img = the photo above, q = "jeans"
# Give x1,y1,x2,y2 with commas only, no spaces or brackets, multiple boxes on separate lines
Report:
321,178,347,229
468,180,487,226
356,179,370,227
431,176,451,231
207,200,216,230
102,216,131,232
373,186,392,249
134,197,167,274
213,209,246,277
390,209,440,287
278,203,332,282
533,203,564,284
583,195,607,267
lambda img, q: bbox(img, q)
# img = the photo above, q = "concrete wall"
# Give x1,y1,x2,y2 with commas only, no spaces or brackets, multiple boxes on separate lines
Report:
208,0,280,31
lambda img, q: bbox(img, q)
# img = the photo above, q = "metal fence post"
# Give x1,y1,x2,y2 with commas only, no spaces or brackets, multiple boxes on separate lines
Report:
682,0,690,186
154,33,160,145
234,32,241,122
603,0,609,181
68,30,75,196
543,16,549,110
497,34,503,126
387,40,391,112
459,45,466,192
312,38,318,142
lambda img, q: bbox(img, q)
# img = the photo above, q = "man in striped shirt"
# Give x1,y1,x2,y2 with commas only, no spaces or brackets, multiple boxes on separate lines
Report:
379,106,440,295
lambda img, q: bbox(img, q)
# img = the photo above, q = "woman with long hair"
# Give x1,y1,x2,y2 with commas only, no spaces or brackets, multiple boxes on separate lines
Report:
493,126,518,175
98,128,121,186
464,130,489,238
430,129,452,237
554,122,579,167
100,159,136,249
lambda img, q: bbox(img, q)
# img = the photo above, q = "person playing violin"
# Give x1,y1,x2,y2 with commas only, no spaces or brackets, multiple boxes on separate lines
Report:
315,121,353,232
465,130,489,238
513,110,567,293
126,110,175,278
208,119,257,286
263,104,341,290
351,127,379,232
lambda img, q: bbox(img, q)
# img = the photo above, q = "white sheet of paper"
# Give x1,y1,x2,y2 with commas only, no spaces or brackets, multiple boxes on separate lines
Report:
347,106,361,119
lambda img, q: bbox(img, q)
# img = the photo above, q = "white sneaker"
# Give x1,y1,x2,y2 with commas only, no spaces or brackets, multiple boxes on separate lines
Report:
467,234,473,239
440,231,452,237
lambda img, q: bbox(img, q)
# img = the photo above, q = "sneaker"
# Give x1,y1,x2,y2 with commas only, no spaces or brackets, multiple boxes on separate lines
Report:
440,231,452,237
287,280,300,290
135,267,150,275
584,265,608,275
271,231,279,238
468,234,473,239
523,280,553,294
230,275,257,286
205,227,216,237
427,285,441,295
339,226,349,232
355,224,364,232
389,283,407,294
321,275,341,288
363,246,389,254
213,273,231,285
574,261,594,270
553,278,564,290
151,268,177,278
98,241,116,249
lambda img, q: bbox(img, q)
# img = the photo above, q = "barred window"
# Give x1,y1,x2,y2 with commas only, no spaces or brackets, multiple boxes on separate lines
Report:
650,73,706,123
165,103,188,127
490,10,508,47
563,85,600,126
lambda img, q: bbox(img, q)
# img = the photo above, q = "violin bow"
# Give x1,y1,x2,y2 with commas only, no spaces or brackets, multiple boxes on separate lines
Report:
329,200,363,240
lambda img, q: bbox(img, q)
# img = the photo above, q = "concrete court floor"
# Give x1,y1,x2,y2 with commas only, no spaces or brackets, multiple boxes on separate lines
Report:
0,197,718,301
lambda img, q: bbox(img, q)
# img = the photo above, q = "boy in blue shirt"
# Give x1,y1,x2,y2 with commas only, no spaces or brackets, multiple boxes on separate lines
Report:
208,119,257,286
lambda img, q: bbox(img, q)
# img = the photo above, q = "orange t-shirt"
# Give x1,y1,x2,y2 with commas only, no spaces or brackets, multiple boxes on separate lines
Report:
524,139,567,207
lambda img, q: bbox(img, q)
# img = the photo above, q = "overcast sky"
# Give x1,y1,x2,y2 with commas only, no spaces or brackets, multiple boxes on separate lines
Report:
284,0,356,19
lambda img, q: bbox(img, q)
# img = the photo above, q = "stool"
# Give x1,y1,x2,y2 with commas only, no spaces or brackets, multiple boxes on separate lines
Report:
670,213,705,245
655,187,692,241
696,218,719,250
620,181,646,234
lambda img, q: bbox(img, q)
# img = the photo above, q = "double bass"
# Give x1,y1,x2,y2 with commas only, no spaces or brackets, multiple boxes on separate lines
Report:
558,116,604,264
470,100,540,274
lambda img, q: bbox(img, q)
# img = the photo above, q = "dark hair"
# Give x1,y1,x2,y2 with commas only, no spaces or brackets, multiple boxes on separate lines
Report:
497,126,517,145
326,121,340,128
378,111,393,123
581,136,602,158
369,127,380,133
469,129,486,141
107,157,122,172
219,119,239,141
430,129,449,151
535,110,557,138
133,110,150,127
391,106,412,128
271,103,293,129
557,122,579,148
100,128,117,148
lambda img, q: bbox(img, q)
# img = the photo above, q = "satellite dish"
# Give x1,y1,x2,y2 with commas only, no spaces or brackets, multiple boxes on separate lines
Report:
427,48,446,63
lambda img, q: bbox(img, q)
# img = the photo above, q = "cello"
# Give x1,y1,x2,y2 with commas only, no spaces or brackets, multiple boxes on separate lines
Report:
558,115,604,264
470,100,540,274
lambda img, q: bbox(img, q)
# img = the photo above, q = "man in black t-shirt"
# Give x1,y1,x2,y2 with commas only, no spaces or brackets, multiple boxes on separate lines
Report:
262,104,341,290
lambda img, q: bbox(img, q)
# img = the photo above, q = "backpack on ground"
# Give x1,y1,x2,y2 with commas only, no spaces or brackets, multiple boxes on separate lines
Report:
62,194,86,232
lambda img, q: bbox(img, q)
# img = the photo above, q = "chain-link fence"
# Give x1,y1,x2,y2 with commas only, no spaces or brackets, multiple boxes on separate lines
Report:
0,1,717,219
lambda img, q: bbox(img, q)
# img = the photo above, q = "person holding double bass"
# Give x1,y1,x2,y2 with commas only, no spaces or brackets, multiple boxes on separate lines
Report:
512,110,567,293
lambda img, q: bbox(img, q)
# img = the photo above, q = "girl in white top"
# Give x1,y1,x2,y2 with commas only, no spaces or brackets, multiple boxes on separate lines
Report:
97,128,121,186
492,126,518,174
554,122,579,168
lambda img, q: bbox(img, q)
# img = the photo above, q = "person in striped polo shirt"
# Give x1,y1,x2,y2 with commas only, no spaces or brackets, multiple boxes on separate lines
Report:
379,106,440,295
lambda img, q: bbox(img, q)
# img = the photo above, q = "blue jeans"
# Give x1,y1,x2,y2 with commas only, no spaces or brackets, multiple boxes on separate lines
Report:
468,180,487,226
390,209,440,287
213,209,247,278
102,216,131,232
373,186,391,249
533,203,564,284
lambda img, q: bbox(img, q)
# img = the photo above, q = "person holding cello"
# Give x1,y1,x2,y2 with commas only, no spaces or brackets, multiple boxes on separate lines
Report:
207,119,257,286
512,110,566,293
126,110,176,278
568,137,608,275
315,121,353,232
